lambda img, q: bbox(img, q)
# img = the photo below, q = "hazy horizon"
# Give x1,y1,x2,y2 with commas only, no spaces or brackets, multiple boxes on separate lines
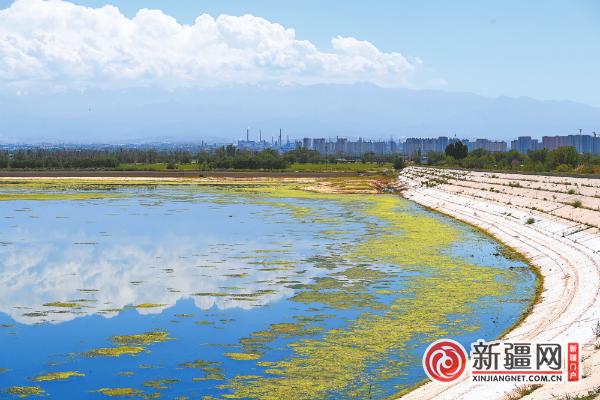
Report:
0,0,598,142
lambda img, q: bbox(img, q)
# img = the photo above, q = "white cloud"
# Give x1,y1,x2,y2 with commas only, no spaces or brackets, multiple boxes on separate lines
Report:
0,0,419,91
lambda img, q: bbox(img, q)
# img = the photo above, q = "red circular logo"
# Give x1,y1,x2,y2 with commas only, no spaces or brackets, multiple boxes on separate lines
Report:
423,339,467,383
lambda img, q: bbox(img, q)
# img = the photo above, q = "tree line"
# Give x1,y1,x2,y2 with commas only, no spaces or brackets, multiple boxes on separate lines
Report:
424,145,599,173
0,146,405,170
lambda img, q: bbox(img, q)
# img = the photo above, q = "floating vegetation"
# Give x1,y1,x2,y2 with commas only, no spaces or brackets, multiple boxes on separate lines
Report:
96,387,145,397
21,312,47,318
85,330,172,359
221,194,528,399
42,302,79,308
224,352,262,361
179,360,221,369
5,386,46,398
85,345,145,358
223,273,248,278
143,379,179,390
0,368,9,374
32,371,84,381
290,280,377,310
110,330,173,346
128,304,166,309
0,192,120,202
192,373,225,381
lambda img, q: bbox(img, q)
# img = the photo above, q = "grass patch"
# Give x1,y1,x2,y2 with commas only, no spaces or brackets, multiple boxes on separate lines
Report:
286,162,392,173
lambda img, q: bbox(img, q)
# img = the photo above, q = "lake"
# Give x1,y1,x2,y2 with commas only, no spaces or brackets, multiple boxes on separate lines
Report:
0,182,536,399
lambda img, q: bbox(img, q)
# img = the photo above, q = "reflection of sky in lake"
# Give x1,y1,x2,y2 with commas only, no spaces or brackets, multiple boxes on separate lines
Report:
0,189,359,324
0,186,536,399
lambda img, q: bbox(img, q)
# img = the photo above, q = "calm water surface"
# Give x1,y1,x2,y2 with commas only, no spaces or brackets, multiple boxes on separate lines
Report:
0,185,536,399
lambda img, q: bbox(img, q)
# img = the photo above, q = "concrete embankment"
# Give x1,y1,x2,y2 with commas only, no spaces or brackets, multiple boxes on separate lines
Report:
397,167,600,400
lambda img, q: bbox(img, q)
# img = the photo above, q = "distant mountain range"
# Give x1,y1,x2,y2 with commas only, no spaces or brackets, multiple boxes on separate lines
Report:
1,84,598,143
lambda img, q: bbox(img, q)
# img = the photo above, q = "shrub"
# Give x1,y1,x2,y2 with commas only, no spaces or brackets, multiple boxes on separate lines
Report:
570,200,582,208
556,164,571,173
526,218,535,225
393,156,406,170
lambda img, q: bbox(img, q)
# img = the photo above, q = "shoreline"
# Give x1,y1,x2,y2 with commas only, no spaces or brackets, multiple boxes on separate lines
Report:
0,170,379,178
396,167,600,400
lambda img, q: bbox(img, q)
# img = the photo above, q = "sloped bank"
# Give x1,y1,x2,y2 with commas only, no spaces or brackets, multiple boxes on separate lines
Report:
397,167,600,400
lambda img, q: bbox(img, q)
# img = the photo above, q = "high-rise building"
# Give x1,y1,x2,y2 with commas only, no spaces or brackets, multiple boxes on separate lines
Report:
436,136,449,152
312,138,326,153
511,136,541,153
302,137,312,150
542,134,599,154
472,139,508,152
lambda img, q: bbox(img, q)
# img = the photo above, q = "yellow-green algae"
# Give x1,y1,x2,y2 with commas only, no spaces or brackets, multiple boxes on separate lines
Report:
224,352,262,361
85,346,145,358
42,302,79,308
32,371,84,381
143,379,179,390
179,360,221,369
237,321,323,355
192,373,225,381
96,387,144,397
220,193,526,399
110,331,172,346
6,386,46,398
127,304,166,309
86,330,173,358
0,192,121,201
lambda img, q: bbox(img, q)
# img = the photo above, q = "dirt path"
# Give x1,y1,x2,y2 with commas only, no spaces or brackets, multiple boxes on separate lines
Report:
397,167,600,400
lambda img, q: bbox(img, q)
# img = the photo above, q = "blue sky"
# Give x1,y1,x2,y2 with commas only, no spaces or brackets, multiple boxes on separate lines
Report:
0,0,599,142
1,0,595,105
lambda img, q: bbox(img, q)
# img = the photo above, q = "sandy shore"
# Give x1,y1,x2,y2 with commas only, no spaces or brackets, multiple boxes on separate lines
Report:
397,167,600,400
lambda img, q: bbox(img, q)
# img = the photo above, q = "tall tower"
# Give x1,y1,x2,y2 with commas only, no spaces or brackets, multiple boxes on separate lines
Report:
246,128,249,142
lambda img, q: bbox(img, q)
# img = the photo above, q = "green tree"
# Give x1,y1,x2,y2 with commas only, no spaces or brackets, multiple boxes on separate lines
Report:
547,146,579,169
445,141,468,159
393,156,405,170
426,151,446,165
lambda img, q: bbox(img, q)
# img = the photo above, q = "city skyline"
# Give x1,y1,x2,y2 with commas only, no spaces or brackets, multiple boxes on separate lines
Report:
4,131,600,158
